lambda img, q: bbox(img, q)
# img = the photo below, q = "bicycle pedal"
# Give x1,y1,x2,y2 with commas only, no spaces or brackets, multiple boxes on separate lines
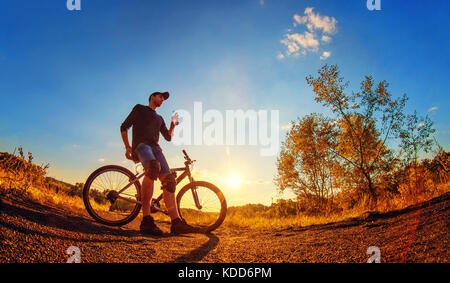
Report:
151,199,162,213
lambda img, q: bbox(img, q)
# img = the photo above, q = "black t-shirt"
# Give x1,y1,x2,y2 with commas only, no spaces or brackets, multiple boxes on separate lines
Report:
120,104,171,153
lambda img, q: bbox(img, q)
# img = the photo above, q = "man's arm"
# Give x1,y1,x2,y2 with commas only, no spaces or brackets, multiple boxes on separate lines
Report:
120,105,138,159
121,130,132,149
160,119,175,142
168,122,175,136
120,105,138,134
121,130,133,160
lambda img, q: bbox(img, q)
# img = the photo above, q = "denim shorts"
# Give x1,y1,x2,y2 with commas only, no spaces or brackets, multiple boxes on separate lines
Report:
134,143,171,177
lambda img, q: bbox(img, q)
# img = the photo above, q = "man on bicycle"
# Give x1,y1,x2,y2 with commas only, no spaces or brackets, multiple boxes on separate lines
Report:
120,91,200,236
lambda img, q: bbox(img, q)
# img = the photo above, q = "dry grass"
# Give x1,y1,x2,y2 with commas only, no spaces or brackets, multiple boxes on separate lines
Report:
1,150,448,231
25,185,111,212
221,181,449,230
221,211,362,230
2,178,448,230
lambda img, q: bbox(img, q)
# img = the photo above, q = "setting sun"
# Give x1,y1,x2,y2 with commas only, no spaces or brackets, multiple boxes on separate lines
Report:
225,172,243,189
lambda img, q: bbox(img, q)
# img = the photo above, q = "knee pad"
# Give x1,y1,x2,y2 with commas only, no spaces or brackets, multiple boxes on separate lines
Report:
145,160,161,180
161,174,176,193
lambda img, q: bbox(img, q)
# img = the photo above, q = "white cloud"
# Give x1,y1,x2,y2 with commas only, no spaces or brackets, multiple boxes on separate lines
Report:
276,52,285,60
320,51,331,60
97,158,105,163
280,37,300,55
288,32,319,50
280,7,337,59
428,106,438,112
280,31,319,57
293,14,303,25
294,7,337,34
321,35,332,43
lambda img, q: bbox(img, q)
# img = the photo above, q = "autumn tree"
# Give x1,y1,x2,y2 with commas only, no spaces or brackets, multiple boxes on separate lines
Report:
425,146,449,184
397,112,436,201
275,113,338,213
399,111,435,166
303,65,408,207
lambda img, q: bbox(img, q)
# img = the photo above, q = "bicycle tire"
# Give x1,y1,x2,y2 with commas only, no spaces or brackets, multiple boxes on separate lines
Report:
83,165,141,226
176,181,227,232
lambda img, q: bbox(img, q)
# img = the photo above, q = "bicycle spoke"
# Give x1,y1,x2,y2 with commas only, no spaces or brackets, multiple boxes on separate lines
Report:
84,166,141,226
178,184,225,229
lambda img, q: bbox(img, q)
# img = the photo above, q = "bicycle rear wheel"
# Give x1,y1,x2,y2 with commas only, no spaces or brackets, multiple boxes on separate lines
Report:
83,165,141,226
176,181,227,232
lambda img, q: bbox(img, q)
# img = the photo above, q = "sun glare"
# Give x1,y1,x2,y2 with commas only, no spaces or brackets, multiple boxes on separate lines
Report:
226,172,243,189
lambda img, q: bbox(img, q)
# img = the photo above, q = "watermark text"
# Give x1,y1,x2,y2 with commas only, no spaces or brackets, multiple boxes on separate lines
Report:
172,102,280,156
67,0,81,11
367,0,381,11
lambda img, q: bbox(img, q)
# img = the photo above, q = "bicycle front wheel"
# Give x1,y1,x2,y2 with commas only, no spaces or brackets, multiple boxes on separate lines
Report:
83,165,141,226
176,181,227,232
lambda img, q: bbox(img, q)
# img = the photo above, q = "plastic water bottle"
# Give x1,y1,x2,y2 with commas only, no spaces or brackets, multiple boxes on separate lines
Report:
171,112,180,125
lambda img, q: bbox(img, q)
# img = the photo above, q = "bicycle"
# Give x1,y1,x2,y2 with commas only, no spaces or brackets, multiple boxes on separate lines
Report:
83,150,227,232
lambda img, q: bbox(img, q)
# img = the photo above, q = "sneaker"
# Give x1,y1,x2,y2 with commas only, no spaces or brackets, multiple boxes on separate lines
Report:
140,216,163,236
170,218,203,234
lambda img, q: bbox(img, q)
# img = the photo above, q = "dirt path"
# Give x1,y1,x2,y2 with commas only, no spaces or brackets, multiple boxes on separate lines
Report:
0,193,448,263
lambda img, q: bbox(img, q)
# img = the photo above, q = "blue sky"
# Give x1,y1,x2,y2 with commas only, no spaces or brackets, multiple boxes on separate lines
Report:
1,0,449,206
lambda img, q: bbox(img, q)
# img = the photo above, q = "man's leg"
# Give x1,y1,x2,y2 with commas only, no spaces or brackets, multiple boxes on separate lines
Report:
139,174,163,235
160,174,179,220
159,173,202,234
153,146,201,234
141,175,154,217
135,143,163,235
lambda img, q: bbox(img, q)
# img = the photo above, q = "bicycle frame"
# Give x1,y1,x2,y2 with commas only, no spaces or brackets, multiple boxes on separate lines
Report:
113,160,201,211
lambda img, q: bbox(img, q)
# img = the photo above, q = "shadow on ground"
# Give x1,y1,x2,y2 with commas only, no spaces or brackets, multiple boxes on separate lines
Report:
170,233,220,263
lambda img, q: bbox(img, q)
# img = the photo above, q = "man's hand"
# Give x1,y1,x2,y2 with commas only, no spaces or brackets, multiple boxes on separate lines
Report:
125,146,133,160
171,112,180,126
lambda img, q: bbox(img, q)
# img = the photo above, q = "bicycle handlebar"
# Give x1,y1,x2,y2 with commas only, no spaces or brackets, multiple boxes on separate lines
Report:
182,149,191,161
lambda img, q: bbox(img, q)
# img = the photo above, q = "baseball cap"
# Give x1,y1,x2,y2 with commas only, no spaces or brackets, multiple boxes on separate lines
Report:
150,91,170,100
